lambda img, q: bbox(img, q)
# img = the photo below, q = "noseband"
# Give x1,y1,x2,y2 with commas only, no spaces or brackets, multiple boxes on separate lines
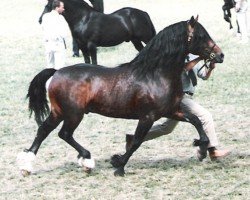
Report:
197,43,217,73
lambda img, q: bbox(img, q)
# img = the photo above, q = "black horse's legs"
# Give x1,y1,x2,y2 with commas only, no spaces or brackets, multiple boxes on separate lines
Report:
172,111,209,160
87,42,97,65
80,47,91,64
17,113,62,175
227,10,233,29
131,39,144,51
236,19,241,33
111,118,153,176
58,114,94,170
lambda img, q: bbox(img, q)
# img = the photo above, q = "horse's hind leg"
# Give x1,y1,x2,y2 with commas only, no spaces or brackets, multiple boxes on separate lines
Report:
131,39,144,51
111,118,153,176
17,113,62,176
58,114,94,172
236,19,241,33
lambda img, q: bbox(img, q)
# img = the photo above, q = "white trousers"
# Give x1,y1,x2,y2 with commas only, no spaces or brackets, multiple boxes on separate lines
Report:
236,1,249,41
45,41,66,89
144,95,219,148
45,50,66,70
237,12,249,41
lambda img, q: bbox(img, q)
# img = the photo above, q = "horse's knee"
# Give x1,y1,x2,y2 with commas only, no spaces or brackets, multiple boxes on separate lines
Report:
58,131,71,141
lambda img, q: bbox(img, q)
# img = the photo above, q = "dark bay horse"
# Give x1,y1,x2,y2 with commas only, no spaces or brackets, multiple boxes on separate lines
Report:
18,17,224,177
222,0,240,33
39,0,156,64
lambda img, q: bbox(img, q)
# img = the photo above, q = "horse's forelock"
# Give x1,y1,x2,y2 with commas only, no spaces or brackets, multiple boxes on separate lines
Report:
192,22,213,50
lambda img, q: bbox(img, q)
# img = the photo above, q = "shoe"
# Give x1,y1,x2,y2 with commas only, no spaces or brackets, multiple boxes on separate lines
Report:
72,53,79,57
125,134,133,151
209,149,230,161
197,149,230,161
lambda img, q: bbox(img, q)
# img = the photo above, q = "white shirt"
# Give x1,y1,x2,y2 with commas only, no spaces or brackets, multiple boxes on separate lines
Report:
182,54,208,94
42,10,68,42
235,0,248,13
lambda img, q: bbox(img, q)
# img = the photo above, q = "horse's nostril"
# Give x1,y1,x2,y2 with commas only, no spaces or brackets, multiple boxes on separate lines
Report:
221,53,225,59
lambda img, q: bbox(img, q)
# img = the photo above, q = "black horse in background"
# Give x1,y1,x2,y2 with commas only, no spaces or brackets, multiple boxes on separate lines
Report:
39,0,156,64
19,16,224,177
222,0,240,33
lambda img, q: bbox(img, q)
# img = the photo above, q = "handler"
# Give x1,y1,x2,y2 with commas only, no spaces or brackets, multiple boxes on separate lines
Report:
41,0,69,69
126,54,230,160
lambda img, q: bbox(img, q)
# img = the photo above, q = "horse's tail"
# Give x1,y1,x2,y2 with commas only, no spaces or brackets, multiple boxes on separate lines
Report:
26,68,57,126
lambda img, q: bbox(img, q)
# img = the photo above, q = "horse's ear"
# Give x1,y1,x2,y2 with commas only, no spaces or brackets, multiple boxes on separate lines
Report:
195,15,199,22
189,15,198,28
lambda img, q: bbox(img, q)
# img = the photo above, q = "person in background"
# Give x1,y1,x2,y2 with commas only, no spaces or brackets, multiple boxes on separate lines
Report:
235,0,249,43
41,0,69,69
72,0,104,57
126,54,230,161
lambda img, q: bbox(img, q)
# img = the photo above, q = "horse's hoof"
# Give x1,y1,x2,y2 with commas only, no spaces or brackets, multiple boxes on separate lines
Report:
21,169,31,177
193,139,200,146
197,149,206,161
83,166,92,174
114,168,125,177
110,154,123,168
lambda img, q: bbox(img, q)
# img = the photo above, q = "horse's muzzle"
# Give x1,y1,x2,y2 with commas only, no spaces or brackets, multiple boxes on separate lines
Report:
214,52,224,63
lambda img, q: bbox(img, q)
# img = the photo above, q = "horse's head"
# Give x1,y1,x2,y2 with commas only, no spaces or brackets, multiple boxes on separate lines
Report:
187,16,224,64
38,0,53,24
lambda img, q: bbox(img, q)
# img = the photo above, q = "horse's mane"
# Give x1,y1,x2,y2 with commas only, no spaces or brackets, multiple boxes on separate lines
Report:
121,20,212,79
125,21,188,78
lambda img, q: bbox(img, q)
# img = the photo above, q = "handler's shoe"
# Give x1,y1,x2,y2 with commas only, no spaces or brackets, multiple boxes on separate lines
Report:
197,148,230,161
209,149,230,161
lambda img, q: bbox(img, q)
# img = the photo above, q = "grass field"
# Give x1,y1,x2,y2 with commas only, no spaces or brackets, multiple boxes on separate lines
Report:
0,0,249,199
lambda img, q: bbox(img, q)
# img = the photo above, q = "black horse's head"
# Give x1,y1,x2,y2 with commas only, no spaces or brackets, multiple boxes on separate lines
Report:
187,16,224,64
223,0,236,9
38,0,58,24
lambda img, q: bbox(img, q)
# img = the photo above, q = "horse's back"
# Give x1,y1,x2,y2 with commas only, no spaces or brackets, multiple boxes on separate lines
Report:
111,7,156,42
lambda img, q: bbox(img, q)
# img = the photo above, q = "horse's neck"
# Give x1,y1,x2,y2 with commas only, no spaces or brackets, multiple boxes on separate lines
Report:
63,2,91,23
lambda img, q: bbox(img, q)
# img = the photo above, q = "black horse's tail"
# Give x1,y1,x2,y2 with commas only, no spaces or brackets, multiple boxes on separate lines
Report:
26,68,57,126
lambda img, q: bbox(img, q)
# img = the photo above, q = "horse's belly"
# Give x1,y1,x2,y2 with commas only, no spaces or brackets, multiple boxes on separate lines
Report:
87,103,139,119
98,36,128,47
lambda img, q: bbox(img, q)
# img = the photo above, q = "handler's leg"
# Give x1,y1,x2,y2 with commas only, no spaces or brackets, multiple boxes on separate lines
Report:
181,96,230,160
126,119,178,150
54,50,66,70
144,119,178,141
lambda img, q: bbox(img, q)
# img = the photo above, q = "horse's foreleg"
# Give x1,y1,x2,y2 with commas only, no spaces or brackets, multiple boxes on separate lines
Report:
80,46,91,64
171,111,209,161
58,114,94,172
111,118,154,176
87,42,97,65
16,113,62,176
